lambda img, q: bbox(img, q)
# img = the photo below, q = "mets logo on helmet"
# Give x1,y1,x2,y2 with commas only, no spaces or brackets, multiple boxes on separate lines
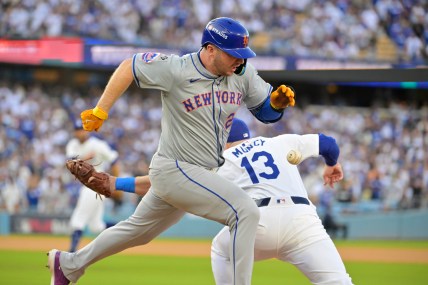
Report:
243,36,249,47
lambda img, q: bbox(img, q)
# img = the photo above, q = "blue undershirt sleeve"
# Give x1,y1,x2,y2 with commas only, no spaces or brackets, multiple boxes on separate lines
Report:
250,96,283,123
318,134,340,166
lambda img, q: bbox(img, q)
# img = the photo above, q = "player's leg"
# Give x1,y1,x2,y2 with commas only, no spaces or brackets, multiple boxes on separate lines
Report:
211,226,233,285
52,190,185,283
87,193,106,234
211,206,279,285
287,237,353,284
69,229,82,253
277,205,353,284
69,187,101,252
151,157,260,285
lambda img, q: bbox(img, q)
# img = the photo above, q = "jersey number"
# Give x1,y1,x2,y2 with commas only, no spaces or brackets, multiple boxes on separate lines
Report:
240,151,279,184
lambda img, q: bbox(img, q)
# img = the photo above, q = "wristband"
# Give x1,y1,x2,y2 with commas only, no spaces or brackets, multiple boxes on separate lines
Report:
115,177,135,193
93,106,108,120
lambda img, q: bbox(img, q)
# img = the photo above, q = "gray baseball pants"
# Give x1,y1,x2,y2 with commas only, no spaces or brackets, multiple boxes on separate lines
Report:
59,155,260,285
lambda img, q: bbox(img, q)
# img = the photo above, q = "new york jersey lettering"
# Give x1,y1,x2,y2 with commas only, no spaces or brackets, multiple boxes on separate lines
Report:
182,91,242,112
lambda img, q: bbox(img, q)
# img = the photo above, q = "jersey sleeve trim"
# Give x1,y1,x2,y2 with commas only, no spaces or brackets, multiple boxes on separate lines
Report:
131,54,140,88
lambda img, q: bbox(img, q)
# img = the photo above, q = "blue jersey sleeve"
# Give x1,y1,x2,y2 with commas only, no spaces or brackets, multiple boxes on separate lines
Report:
318,134,340,166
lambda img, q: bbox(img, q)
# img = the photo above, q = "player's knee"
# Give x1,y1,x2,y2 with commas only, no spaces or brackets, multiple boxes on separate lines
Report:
226,196,259,229
235,199,260,230
249,202,260,221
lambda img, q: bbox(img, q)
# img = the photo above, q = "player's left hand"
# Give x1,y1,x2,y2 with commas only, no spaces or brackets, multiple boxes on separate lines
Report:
66,158,113,198
323,163,343,188
270,85,295,111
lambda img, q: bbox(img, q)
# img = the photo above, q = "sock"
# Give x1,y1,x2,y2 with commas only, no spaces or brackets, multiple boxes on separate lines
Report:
106,221,116,228
69,229,83,252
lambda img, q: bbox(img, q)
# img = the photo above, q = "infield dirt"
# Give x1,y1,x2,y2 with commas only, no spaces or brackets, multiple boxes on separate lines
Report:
1,235,427,264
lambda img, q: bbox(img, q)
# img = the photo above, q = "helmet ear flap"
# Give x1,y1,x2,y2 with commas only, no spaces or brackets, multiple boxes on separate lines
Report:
234,59,247,75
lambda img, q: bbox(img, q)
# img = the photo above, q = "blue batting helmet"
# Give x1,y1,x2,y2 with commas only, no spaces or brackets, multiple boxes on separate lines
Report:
227,118,251,143
201,17,256,59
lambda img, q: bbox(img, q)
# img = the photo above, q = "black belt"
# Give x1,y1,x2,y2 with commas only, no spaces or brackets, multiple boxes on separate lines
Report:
254,196,310,207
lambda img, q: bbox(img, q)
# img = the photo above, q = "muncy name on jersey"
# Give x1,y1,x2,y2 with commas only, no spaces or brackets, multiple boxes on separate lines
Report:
231,139,266,158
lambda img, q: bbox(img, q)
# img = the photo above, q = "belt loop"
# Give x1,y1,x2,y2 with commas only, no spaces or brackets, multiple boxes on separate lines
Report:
291,196,310,205
255,196,310,207
254,197,271,207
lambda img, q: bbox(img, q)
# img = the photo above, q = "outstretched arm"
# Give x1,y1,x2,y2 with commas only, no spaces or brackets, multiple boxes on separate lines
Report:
66,158,150,198
96,58,134,113
81,58,134,132
111,176,150,196
318,134,343,188
250,85,295,124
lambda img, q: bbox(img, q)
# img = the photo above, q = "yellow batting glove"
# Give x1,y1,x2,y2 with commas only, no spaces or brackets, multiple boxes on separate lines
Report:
270,85,295,111
80,106,108,132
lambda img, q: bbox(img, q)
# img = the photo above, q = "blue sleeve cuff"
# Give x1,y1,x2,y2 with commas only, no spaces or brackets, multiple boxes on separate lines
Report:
318,134,339,166
250,96,283,124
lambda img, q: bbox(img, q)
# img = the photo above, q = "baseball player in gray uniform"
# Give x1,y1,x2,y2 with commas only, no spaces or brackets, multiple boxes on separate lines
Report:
66,122,120,253
48,17,295,285
66,118,353,284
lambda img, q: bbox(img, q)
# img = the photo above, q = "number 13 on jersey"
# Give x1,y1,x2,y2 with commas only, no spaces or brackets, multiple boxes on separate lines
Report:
241,151,280,184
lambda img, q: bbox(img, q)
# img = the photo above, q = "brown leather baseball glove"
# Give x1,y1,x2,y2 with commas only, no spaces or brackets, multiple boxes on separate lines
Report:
66,158,112,198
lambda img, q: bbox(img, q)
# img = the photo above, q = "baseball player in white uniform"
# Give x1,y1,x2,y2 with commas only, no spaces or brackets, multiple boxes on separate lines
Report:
65,118,353,284
211,119,353,285
66,122,119,252
48,17,295,285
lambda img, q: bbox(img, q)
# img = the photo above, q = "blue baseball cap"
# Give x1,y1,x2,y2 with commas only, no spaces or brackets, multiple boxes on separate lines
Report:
227,118,251,143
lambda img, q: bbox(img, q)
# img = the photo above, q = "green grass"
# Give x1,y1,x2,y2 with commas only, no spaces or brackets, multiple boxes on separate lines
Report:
1,249,428,285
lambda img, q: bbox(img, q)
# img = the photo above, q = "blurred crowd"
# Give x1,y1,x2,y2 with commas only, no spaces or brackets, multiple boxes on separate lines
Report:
1,81,427,217
1,0,427,64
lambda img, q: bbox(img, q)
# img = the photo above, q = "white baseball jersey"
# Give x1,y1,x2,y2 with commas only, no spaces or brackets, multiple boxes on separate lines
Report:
218,134,319,199
67,136,118,232
212,134,354,284
66,136,118,173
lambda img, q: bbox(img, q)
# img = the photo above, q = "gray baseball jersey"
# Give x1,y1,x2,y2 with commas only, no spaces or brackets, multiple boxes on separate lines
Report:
132,52,272,168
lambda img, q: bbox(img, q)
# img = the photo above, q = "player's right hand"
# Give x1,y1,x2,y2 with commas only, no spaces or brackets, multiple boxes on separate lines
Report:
81,106,108,132
323,163,343,188
270,85,295,111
